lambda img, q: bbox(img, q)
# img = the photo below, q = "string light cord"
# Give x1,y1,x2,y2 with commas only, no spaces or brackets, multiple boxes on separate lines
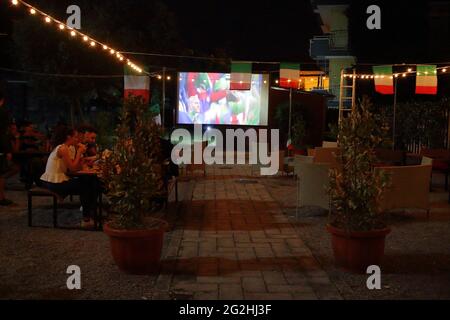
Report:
8,0,146,74
0,67,162,78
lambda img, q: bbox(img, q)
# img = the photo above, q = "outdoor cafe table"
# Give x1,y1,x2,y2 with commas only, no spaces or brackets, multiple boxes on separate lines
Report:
67,169,104,230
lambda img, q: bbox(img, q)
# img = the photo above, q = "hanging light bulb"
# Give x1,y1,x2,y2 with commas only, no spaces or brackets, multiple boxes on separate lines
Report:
110,49,115,55
30,8,36,15
408,68,412,72
12,0,19,6
402,73,406,77
83,36,89,42
45,16,51,23
90,41,96,47
59,24,65,30
167,76,171,81
443,68,447,73
70,30,76,37
102,45,108,50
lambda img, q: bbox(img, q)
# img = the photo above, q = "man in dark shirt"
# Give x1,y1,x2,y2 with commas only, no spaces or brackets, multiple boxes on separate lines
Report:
0,91,13,206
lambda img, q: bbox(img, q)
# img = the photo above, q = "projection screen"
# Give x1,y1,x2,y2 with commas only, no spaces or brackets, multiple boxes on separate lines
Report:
178,72,269,126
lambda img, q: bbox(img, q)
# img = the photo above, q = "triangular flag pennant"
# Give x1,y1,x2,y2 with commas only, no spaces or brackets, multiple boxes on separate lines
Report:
280,63,301,89
287,138,294,151
124,66,150,103
230,62,252,90
373,65,394,94
416,65,437,95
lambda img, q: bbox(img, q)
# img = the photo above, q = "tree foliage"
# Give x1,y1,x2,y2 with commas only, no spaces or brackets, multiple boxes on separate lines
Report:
329,97,390,232
101,96,165,230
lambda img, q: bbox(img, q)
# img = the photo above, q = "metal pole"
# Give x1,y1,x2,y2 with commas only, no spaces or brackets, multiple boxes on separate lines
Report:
393,76,398,150
162,67,166,129
288,88,293,140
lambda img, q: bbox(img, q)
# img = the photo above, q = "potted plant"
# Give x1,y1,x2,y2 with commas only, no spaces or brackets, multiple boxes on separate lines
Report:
327,97,391,273
290,115,307,155
101,96,167,275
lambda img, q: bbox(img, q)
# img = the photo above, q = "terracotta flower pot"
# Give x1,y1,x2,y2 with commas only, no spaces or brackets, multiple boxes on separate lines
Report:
104,219,168,275
327,224,391,274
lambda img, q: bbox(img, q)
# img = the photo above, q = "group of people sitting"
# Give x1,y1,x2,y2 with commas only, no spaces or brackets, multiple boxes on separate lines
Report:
40,125,101,228
1,91,102,228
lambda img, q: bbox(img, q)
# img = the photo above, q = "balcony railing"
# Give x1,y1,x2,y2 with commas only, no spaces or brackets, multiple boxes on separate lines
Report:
310,30,351,58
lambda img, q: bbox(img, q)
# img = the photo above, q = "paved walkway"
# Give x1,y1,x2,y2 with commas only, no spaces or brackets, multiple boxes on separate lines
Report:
156,165,342,300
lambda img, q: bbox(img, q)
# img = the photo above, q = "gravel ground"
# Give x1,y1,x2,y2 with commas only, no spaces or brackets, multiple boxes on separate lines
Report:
262,175,450,300
0,178,183,300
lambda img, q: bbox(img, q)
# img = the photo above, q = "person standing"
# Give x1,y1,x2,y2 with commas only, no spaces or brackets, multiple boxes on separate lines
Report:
0,91,13,206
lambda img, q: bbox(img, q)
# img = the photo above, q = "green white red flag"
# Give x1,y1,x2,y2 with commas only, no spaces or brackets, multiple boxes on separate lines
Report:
124,66,150,102
280,63,301,89
230,62,252,90
416,65,437,95
373,65,394,94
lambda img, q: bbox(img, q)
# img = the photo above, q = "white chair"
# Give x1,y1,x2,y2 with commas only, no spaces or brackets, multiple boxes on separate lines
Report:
322,141,338,148
296,162,331,218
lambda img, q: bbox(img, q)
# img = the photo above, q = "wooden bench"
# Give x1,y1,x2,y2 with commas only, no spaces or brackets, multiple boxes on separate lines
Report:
28,187,103,229
27,187,63,228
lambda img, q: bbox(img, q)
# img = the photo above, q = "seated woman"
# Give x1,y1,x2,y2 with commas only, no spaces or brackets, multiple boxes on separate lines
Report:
40,126,98,228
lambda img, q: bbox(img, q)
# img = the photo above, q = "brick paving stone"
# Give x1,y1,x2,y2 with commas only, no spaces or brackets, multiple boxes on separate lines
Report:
242,277,267,293
197,276,241,284
254,247,275,258
262,271,288,285
219,284,244,300
218,238,235,248
244,293,293,300
156,165,340,300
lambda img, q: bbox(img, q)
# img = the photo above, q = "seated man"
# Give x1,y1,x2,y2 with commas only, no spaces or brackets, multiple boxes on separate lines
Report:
77,124,98,158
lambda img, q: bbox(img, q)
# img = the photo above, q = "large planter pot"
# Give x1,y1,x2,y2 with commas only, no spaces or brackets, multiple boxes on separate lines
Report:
104,219,168,275
327,224,391,274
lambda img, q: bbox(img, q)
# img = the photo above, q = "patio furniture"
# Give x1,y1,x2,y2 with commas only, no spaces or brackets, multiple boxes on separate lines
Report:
322,141,338,148
28,187,61,228
293,154,314,177
375,165,432,217
313,147,340,166
296,162,331,217
420,148,450,190
375,149,406,166
307,148,315,157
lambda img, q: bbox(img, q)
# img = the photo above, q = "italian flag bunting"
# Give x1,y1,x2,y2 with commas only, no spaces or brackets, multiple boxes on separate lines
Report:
230,62,252,90
280,63,301,89
373,65,394,94
124,66,150,103
416,65,438,95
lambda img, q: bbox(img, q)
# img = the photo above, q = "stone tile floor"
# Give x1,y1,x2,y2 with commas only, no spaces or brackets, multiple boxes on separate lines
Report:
0,165,340,300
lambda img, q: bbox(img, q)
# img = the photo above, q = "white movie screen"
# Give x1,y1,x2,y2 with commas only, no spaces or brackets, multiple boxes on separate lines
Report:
178,72,269,126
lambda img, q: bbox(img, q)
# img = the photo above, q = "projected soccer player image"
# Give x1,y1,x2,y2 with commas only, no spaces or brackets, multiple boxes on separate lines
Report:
178,72,269,126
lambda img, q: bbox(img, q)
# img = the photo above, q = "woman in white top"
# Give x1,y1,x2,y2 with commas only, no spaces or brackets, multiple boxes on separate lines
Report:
41,126,98,227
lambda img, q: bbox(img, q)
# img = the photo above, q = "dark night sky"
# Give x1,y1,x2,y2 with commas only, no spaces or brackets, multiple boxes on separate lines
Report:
1,0,450,67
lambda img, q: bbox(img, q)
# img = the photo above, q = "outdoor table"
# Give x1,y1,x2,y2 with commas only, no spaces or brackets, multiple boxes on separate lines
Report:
68,169,104,230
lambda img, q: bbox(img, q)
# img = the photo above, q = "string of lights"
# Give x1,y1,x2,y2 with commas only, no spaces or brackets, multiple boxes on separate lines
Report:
343,66,450,79
9,0,146,74
7,0,450,83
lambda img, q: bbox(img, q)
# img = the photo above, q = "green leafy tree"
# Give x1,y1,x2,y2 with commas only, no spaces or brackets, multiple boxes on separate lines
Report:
329,97,390,232
101,96,165,230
